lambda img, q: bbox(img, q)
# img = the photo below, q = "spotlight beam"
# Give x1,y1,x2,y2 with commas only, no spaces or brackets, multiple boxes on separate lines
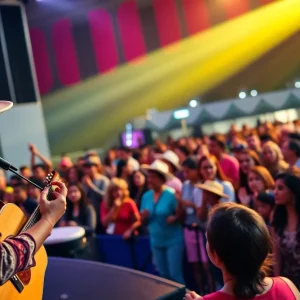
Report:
43,0,300,153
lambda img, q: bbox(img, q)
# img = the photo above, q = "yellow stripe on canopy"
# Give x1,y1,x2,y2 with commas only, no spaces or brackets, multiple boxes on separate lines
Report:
43,0,300,154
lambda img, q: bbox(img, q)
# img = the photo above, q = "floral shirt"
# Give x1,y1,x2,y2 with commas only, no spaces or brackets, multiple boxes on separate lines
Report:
0,233,36,285
278,227,300,289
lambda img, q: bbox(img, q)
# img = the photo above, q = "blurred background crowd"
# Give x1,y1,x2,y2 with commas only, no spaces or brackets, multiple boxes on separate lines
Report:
3,118,300,294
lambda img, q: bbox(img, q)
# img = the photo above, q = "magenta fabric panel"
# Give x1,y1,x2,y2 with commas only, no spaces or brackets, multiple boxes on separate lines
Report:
117,1,146,62
88,9,118,73
29,28,53,94
153,0,182,47
181,0,210,35
51,18,80,85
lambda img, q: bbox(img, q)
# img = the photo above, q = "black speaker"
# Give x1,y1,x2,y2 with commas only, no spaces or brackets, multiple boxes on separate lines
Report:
44,257,186,300
0,3,38,103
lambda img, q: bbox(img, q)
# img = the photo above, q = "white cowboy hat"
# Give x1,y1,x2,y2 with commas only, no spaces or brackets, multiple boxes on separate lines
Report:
0,101,13,113
155,150,181,170
195,180,229,198
140,160,173,180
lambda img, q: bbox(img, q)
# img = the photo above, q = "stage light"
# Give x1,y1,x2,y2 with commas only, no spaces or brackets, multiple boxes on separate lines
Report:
239,92,247,99
295,81,300,88
250,90,258,97
189,100,198,108
126,139,132,146
174,109,190,120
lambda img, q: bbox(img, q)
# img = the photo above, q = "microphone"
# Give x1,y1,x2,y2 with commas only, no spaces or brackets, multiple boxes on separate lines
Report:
0,157,18,171
0,157,43,190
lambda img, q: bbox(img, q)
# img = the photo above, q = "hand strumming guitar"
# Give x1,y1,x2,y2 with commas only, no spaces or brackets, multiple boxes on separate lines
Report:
0,181,67,285
18,181,67,256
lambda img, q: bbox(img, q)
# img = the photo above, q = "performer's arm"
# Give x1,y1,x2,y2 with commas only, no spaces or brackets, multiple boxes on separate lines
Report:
0,182,67,285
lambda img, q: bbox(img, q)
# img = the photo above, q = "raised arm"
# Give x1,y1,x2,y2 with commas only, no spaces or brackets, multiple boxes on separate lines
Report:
29,143,53,171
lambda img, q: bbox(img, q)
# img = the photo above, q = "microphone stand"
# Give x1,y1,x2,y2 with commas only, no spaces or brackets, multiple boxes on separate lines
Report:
0,157,44,190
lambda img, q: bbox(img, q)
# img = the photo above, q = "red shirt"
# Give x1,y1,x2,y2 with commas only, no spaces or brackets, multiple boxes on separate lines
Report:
100,198,139,235
203,277,296,300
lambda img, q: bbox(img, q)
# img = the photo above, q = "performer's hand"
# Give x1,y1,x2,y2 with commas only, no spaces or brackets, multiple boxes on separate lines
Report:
184,291,203,300
39,181,67,226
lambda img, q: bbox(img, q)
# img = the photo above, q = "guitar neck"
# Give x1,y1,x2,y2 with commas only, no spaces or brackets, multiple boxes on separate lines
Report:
20,186,55,233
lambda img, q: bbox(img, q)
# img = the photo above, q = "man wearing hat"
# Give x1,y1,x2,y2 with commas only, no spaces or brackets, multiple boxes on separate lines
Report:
0,101,67,286
82,154,110,233
156,150,182,193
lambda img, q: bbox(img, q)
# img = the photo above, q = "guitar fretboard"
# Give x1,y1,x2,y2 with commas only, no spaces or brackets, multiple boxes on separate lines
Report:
21,186,54,233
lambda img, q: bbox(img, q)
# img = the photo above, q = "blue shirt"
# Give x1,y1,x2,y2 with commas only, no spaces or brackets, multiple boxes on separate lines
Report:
181,180,202,226
140,188,183,247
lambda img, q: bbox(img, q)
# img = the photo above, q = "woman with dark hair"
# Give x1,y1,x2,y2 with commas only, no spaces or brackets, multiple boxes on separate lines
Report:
103,148,117,179
116,159,134,187
60,183,96,234
256,191,275,226
185,202,300,300
130,170,148,209
66,165,82,184
273,173,300,289
140,160,184,284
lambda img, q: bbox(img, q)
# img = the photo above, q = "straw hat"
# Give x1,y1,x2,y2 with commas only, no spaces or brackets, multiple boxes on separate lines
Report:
155,150,181,170
0,101,13,114
83,155,101,166
140,160,173,180
196,180,228,198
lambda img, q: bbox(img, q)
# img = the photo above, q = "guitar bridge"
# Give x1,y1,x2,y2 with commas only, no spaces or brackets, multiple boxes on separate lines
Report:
10,275,24,293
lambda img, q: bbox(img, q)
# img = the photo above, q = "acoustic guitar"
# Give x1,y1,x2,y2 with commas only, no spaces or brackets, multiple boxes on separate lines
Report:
0,171,60,300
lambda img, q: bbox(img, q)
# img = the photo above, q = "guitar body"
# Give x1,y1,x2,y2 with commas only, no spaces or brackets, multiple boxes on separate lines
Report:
0,202,47,300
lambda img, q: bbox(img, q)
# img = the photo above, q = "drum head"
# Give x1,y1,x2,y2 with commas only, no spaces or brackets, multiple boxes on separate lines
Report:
45,226,85,245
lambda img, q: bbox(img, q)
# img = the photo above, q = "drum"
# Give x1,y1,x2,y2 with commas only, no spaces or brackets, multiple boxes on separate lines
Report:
44,226,87,258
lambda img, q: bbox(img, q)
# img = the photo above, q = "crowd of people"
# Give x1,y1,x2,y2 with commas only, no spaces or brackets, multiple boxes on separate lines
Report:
2,120,300,297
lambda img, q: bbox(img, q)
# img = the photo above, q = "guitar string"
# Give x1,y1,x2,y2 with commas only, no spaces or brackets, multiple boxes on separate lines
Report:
22,187,52,231
21,185,54,232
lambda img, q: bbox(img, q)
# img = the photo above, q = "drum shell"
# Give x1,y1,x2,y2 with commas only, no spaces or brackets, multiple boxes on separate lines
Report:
45,235,87,258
